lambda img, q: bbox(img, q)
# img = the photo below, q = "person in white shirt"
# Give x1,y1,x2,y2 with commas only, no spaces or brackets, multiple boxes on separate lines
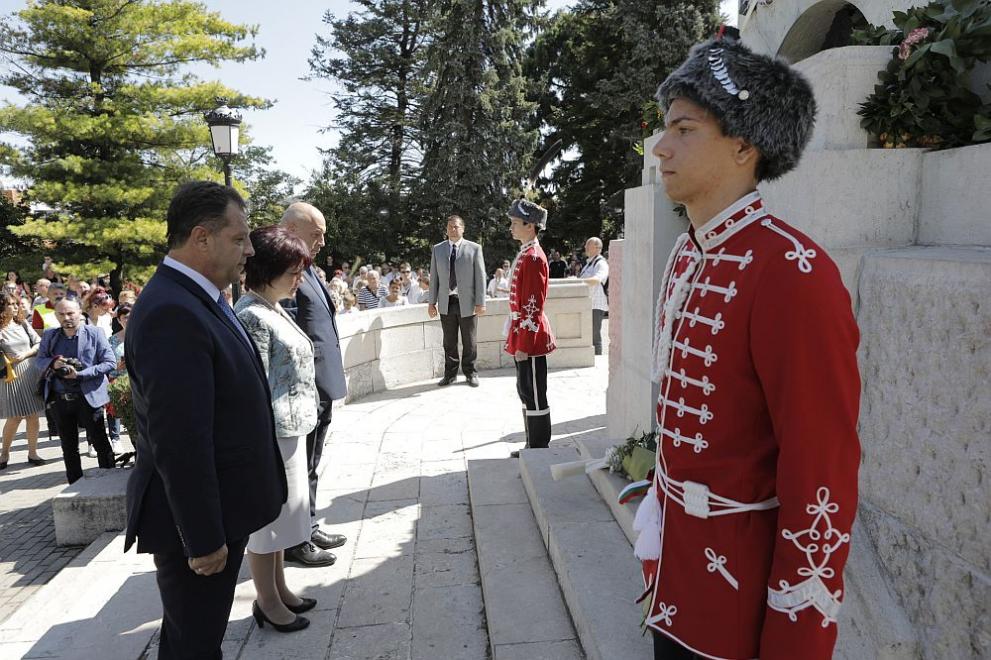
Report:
379,278,408,308
487,268,509,299
579,237,609,355
409,276,431,304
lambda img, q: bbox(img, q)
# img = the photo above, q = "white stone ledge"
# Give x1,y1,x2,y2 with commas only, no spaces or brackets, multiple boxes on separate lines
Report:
338,283,595,402
760,148,922,250
919,143,991,247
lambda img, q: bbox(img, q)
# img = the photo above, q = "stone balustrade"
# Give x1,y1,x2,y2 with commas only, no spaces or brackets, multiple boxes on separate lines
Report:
335,280,595,402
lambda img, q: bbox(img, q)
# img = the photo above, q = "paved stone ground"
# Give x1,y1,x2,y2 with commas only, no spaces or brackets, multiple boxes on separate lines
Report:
0,331,609,659
0,422,128,624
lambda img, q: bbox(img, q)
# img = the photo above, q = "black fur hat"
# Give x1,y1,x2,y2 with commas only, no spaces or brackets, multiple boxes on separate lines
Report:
508,198,548,230
656,29,817,182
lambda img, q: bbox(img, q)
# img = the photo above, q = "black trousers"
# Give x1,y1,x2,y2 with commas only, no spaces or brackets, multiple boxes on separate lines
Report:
653,632,700,660
52,394,113,483
592,308,606,355
154,537,247,660
305,399,333,533
515,356,551,449
440,295,478,377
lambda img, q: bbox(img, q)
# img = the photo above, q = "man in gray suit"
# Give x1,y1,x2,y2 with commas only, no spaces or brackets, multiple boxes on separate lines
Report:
428,214,486,387
280,202,349,566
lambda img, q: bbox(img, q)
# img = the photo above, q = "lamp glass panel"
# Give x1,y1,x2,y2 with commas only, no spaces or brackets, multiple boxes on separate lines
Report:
210,124,233,155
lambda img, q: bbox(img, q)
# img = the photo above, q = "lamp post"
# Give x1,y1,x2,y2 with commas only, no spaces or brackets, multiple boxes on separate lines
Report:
204,98,244,301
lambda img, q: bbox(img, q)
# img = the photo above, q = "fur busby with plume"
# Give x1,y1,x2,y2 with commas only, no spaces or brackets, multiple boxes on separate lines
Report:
656,29,817,182
508,199,548,230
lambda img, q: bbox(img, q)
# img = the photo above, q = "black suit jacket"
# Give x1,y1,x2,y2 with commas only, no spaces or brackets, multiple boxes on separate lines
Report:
124,264,287,556
282,267,347,403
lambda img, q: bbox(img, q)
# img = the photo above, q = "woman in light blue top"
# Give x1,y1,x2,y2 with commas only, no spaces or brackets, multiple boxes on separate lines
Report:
235,226,319,634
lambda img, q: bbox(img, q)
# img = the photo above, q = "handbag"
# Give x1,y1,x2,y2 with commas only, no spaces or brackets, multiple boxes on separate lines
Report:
2,353,16,383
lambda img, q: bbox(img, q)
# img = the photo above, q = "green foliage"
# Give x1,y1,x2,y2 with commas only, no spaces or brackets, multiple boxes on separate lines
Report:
107,374,137,441
417,0,541,261
853,0,991,149
0,0,271,285
604,427,658,480
526,0,719,251
307,0,433,265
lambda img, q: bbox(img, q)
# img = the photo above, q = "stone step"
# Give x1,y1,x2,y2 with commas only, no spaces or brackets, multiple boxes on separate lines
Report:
0,532,160,660
517,447,652,660
466,457,584,660
574,435,637,547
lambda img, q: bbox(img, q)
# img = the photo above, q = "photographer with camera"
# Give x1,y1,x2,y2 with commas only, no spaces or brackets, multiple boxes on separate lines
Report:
36,298,116,483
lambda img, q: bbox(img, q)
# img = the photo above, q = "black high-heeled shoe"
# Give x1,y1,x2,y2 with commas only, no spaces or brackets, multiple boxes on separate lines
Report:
285,597,317,614
252,601,309,633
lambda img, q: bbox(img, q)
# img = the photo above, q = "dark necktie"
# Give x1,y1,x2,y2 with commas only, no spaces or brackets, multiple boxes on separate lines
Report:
449,243,457,291
216,293,251,347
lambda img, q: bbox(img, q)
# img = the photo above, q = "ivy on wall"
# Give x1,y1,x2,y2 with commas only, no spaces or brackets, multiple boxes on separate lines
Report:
853,0,991,149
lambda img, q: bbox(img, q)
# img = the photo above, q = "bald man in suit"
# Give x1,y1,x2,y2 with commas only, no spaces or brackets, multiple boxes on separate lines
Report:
280,202,349,566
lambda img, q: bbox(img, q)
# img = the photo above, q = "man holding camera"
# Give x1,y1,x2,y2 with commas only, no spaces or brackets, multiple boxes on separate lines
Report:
36,298,116,483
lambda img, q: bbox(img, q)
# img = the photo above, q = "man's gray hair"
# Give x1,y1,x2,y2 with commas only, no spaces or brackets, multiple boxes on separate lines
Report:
54,298,81,312
586,237,603,249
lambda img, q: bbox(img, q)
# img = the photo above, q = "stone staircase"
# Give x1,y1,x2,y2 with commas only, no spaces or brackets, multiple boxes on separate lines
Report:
467,449,652,660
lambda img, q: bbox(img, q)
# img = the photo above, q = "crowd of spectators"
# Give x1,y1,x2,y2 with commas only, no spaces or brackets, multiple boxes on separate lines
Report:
0,243,604,476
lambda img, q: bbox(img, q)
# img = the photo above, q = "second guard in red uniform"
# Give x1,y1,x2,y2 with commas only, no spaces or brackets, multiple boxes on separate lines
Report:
505,199,556,458
635,28,861,660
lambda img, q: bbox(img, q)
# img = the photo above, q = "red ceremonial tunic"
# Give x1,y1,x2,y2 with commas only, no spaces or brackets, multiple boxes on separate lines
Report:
504,239,556,357
638,192,861,659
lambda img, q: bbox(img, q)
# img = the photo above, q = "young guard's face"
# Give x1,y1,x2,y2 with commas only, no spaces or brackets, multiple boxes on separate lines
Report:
652,97,745,208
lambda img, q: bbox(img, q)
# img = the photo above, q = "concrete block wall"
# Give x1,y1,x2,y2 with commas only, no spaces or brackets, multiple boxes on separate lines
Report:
336,283,595,402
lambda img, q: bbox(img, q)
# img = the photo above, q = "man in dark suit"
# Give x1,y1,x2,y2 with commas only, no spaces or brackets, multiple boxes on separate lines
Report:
35,298,116,483
124,181,287,659
427,214,487,387
279,202,349,567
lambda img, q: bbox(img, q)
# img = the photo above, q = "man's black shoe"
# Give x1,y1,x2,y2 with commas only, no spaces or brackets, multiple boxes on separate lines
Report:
284,542,336,567
311,529,347,550
466,373,479,387
438,375,456,386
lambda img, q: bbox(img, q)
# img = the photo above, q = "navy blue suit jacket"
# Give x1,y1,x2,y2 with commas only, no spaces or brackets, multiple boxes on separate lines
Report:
124,264,287,556
283,267,347,403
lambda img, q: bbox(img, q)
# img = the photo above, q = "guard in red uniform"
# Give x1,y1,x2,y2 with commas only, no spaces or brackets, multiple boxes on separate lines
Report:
635,28,861,660
505,199,556,458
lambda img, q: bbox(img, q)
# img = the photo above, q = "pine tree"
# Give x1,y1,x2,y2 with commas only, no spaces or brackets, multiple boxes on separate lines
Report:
0,0,270,288
308,0,430,221
528,0,720,249
418,0,540,257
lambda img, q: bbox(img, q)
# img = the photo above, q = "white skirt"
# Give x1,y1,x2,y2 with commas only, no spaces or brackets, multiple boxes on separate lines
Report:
247,435,311,554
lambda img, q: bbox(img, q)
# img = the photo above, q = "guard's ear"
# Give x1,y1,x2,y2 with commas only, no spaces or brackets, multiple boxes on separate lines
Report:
733,138,760,173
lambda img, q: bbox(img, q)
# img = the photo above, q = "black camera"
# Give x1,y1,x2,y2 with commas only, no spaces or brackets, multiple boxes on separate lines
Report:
54,357,84,377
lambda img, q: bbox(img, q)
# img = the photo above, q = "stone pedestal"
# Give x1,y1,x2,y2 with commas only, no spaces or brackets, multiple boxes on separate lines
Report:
52,468,129,546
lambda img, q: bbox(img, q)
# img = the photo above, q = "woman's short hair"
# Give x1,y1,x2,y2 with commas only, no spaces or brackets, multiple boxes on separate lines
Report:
244,225,313,291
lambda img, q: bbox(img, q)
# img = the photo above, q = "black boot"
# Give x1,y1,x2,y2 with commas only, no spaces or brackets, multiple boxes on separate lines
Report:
525,412,552,450
511,408,529,458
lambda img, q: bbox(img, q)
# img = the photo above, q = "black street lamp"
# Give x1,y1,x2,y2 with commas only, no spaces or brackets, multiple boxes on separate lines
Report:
205,98,244,301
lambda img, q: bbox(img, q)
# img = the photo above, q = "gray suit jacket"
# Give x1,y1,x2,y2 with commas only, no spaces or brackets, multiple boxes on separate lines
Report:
428,239,486,316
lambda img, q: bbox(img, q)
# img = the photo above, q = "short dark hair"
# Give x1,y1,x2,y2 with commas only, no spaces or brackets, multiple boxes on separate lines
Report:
244,225,312,291
446,214,464,227
166,181,246,249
